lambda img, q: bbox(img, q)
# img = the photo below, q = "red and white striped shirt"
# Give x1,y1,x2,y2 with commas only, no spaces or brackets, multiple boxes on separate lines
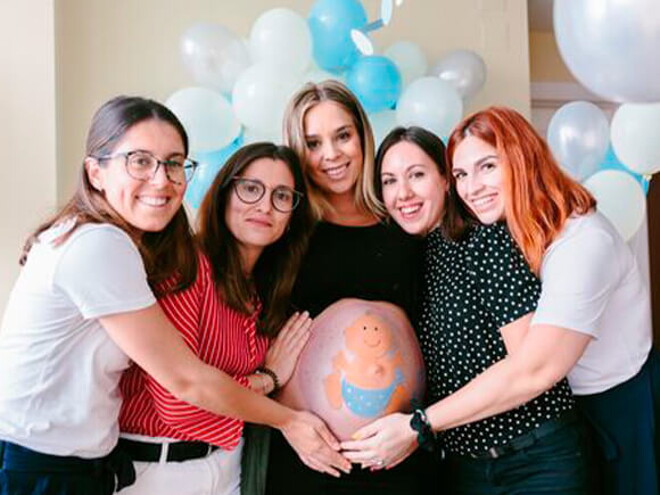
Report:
119,254,270,449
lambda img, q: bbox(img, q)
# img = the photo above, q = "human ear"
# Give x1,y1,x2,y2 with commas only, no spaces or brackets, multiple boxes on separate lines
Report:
84,157,104,192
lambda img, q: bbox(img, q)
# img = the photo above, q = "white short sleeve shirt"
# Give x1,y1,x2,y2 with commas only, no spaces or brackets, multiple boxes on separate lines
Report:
0,222,156,457
531,212,652,395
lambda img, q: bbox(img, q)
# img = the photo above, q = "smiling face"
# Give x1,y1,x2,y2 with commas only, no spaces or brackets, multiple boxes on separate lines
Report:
302,101,363,200
345,313,393,359
225,157,295,268
85,119,186,233
380,141,448,235
451,135,507,225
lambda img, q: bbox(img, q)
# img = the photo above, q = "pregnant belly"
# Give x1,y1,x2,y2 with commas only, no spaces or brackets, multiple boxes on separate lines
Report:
276,298,426,440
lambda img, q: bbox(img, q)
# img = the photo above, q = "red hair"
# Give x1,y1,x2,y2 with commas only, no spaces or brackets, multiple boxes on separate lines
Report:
446,106,596,274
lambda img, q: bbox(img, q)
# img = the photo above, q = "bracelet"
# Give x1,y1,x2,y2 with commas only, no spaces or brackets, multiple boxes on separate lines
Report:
256,366,280,394
410,408,435,452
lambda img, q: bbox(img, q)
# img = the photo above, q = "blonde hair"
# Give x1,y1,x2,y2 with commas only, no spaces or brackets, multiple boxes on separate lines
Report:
282,80,385,220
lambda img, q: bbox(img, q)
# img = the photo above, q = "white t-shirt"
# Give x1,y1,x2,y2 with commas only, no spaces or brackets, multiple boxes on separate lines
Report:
0,221,156,457
531,212,652,395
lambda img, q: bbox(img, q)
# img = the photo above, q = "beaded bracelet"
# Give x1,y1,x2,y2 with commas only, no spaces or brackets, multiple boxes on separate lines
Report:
256,366,280,394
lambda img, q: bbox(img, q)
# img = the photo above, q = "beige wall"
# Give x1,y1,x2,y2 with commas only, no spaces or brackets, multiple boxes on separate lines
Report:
0,0,57,314
55,0,531,201
529,31,575,82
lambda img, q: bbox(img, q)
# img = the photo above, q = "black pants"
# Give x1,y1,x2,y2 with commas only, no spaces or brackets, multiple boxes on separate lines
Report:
577,348,660,495
265,429,440,495
0,441,134,495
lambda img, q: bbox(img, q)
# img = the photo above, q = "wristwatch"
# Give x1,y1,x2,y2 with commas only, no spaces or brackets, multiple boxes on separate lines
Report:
410,408,435,452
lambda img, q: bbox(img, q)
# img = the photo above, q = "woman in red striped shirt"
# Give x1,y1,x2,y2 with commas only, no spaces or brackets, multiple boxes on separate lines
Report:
118,143,351,495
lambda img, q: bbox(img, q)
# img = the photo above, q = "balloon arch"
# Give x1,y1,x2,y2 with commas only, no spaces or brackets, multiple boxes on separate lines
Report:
167,0,486,210
169,0,659,243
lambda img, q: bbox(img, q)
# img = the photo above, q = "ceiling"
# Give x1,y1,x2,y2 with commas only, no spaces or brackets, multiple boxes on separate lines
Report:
528,0,553,32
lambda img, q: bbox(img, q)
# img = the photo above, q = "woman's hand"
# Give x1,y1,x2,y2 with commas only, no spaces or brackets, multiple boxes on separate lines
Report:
265,311,312,386
280,410,352,477
340,413,418,470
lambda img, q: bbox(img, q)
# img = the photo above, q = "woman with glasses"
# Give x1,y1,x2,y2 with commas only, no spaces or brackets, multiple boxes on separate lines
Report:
255,80,432,495
0,96,347,495
118,142,353,495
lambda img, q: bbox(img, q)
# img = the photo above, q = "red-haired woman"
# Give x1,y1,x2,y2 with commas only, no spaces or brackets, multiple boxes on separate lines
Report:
343,124,587,494
345,108,658,495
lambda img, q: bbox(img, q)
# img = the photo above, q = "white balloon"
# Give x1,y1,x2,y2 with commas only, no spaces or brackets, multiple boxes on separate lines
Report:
584,170,646,241
301,68,343,85
369,110,398,147
554,0,660,102
610,103,660,176
180,23,251,94
396,77,463,138
250,8,312,76
243,127,282,145
165,87,240,152
430,49,486,100
546,101,610,181
232,63,300,135
384,41,428,88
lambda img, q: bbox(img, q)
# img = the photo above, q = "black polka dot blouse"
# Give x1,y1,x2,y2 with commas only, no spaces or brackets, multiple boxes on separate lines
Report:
418,223,574,456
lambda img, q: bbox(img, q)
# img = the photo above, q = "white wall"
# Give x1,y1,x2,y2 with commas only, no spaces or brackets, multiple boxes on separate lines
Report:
0,0,57,314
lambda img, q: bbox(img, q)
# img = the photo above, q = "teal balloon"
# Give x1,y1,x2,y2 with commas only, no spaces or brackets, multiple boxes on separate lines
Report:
347,56,402,113
185,135,244,209
597,145,650,195
308,0,367,73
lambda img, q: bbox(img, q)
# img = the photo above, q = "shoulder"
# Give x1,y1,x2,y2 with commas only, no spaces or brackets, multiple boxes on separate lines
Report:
540,212,623,286
469,222,515,250
65,223,139,254
544,212,619,268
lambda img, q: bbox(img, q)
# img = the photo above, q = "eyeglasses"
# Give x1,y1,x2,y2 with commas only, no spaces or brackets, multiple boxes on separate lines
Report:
232,177,303,213
94,150,198,185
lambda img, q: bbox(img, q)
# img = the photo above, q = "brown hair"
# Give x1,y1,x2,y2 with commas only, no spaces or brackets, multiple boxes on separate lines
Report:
282,80,384,220
197,142,314,337
446,106,596,273
21,95,197,295
375,126,471,239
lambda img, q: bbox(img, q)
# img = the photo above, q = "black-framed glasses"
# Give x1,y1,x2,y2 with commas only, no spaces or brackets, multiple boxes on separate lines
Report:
232,177,303,213
94,150,198,185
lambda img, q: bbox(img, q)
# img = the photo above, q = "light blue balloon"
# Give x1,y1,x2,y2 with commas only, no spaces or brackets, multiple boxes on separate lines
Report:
185,135,244,209
308,0,367,73
347,56,401,113
597,145,649,195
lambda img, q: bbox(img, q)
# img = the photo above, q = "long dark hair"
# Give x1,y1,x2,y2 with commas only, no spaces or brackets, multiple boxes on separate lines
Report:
197,142,314,337
20,96,198,295
375,126,470,239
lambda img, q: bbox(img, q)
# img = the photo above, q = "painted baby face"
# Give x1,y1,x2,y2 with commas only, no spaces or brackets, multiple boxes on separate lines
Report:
344,313,393,359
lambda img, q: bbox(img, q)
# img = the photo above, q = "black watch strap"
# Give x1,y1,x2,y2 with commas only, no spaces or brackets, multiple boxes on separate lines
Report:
410,408,435,452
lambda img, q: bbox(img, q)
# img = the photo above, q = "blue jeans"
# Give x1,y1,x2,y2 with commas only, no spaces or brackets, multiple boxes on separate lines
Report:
443,421,588,495
0,441,134,495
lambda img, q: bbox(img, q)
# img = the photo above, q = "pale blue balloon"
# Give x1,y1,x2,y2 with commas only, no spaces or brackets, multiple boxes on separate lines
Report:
308,0,367,73
185,135,244,209
546,101,609,181
347,56,401,113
